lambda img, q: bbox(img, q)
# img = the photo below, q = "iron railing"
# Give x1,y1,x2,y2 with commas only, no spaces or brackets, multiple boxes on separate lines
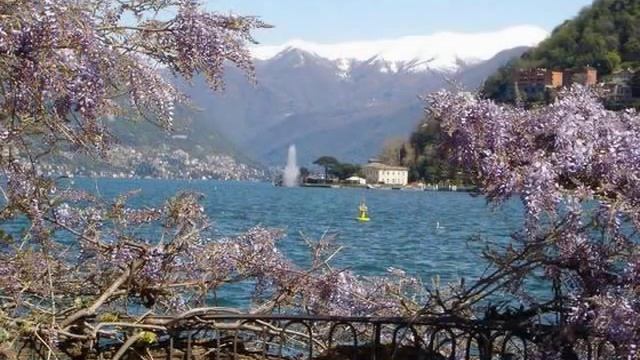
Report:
86,313,610,360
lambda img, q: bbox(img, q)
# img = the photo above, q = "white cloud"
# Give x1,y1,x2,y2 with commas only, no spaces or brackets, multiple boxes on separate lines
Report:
251,25,548,71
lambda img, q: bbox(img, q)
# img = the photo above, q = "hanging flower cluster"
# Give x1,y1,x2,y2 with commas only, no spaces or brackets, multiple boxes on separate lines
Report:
0,3,424,357
428,86,640,357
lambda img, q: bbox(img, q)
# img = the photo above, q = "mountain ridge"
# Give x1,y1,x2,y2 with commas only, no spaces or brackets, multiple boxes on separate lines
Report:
252,25,548,72
179,42,535,166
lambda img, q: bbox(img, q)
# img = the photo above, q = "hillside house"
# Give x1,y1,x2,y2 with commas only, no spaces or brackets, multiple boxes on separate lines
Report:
513,68,563,100
563,66,598,87
513,66,598,101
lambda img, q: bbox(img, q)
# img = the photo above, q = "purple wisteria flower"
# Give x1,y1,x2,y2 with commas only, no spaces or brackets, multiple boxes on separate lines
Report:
428,85,640,356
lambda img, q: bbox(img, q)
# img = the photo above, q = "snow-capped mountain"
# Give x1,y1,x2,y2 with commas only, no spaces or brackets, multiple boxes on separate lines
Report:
252,25,548,73
177,26,548,166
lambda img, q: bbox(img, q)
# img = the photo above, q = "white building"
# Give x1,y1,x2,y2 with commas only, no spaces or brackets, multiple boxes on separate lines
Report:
345,176,367,185
362,163,409,186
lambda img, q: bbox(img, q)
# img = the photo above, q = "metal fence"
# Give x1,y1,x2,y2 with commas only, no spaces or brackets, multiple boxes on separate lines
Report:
86,313,610,360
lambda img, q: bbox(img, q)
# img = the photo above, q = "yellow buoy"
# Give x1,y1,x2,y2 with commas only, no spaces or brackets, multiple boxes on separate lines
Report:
357,200,370,222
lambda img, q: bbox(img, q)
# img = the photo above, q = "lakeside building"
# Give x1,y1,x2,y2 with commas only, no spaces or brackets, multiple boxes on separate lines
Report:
512,66,598,101
345,176,367,185
362,162,409,186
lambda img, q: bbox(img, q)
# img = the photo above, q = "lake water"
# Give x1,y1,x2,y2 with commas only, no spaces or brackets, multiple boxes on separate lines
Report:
75,179,524,279
2,178,530,305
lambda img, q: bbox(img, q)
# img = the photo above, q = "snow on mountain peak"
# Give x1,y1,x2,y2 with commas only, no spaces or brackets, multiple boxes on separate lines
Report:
252,25,548,72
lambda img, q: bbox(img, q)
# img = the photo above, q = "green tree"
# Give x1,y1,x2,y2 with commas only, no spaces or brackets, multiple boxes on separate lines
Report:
605,51,622,73
481,62,517,102
329,163,361,180
623,38,640,62
392,113,472,184
313,156,339,180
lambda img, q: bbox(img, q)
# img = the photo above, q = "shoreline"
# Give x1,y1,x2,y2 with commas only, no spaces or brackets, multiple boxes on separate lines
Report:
299,182,476,192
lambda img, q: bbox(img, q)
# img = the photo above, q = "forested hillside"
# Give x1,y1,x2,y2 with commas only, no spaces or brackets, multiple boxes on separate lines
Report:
377,114,468,185
484,0,640,101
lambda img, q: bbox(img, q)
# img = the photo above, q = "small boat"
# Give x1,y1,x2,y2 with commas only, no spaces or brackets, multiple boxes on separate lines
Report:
357,200,370,222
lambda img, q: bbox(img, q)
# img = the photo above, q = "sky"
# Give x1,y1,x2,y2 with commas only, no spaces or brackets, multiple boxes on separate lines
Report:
205,0,594,45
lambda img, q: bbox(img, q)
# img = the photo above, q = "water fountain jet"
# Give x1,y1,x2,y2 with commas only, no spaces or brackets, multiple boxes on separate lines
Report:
282,144,300,187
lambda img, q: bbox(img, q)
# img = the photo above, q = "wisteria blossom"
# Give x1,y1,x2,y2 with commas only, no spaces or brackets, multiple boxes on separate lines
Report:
428,86,640,358
0,1,425,357
4,0,639,357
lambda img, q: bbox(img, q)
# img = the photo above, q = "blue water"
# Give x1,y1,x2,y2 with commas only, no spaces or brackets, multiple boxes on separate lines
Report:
69,179,523,280
2,178,530,305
